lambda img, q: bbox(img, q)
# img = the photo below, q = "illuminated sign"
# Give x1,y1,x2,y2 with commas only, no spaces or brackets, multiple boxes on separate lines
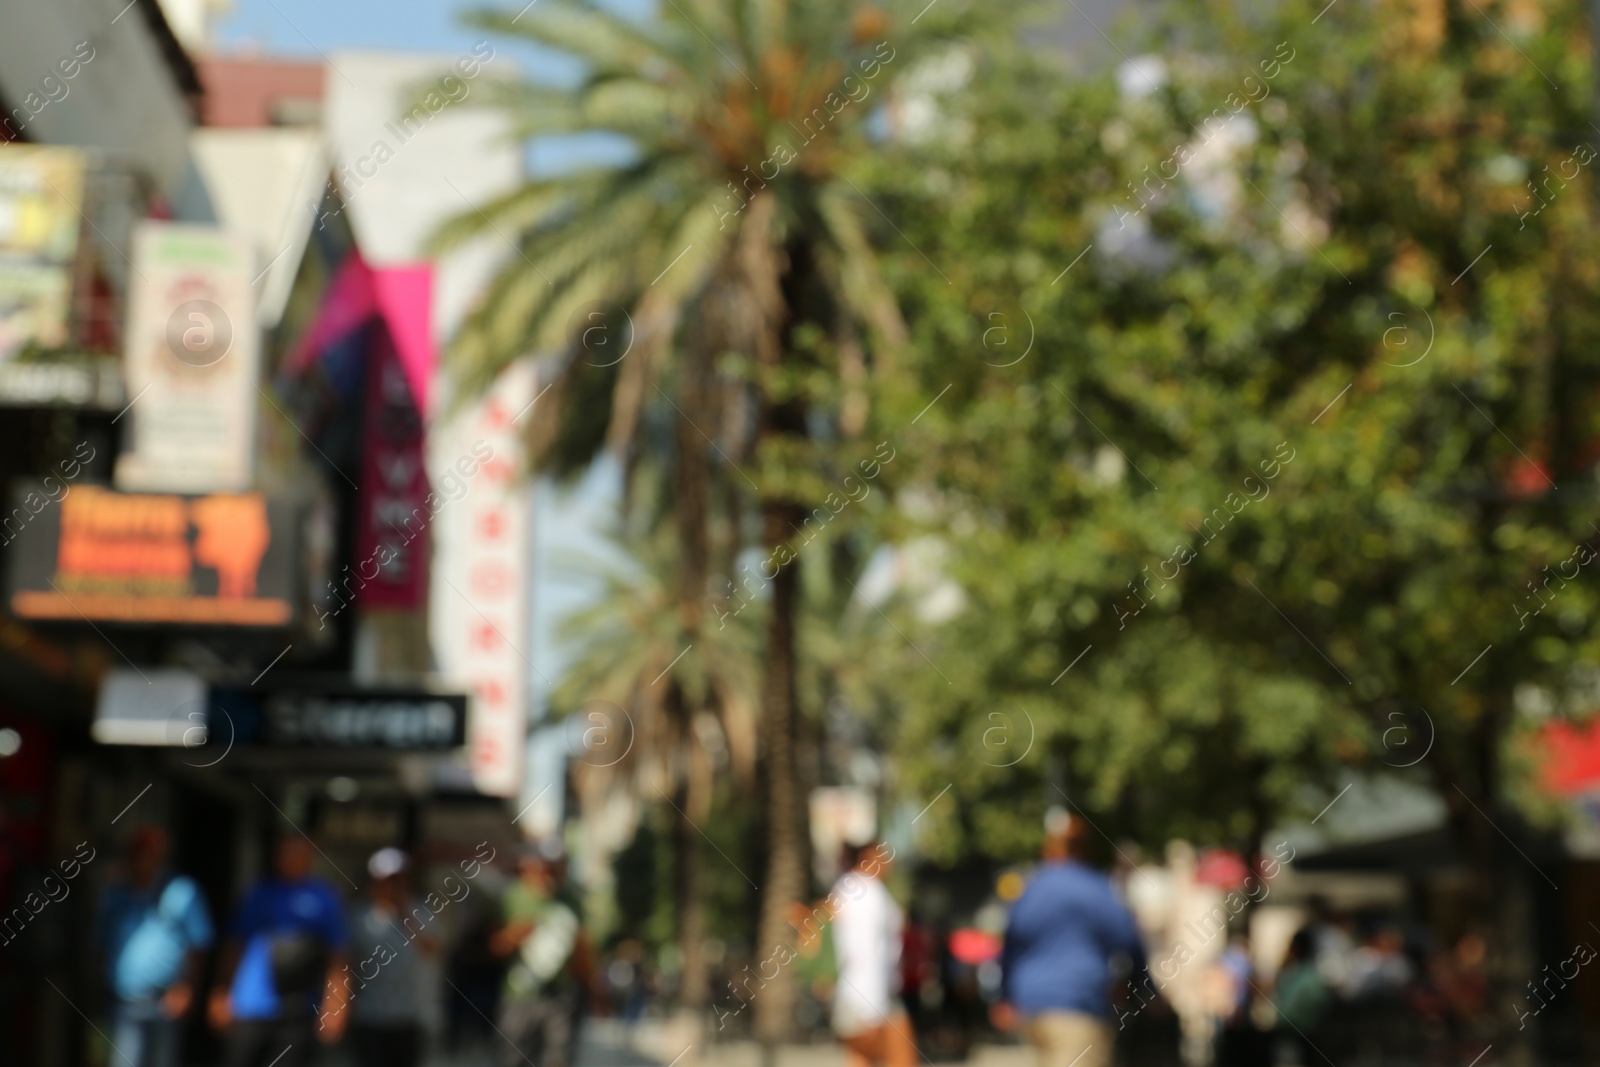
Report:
6,482,294,625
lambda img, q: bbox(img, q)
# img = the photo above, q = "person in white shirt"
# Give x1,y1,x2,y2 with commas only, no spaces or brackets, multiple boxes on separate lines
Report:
829,840,915,1067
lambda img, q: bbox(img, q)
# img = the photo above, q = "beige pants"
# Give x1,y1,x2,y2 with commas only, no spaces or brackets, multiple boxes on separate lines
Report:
1026,1011,1111,1067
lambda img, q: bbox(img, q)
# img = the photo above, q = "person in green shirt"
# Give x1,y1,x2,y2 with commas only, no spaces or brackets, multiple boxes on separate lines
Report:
1273,928,1331,1066
489,843,594,1067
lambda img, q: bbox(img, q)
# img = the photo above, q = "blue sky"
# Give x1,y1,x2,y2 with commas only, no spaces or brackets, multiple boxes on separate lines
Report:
219,0,513,57
216,0,648,68
216,0,641,172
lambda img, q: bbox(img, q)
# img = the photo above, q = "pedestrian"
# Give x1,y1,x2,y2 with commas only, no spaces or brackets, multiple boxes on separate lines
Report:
900,907,937,1034
443,873,504,1052
489,841,593,1067
94,826,214,1067
787,897,837,1033
992,809,1146,1067
1271,928,1330,1067
829,839,915,1067
345,847,435,1067
1206,930,1268,1067
208,835,351,1067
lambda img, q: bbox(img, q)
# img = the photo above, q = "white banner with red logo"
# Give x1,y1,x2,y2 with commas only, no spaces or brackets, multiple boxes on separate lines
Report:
428,363,533,797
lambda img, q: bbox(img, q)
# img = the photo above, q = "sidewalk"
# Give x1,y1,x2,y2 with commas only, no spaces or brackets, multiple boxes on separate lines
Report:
415,1019,1037,1067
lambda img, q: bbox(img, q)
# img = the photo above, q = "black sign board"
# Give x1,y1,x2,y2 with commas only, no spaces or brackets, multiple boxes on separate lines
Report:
212,685,467,751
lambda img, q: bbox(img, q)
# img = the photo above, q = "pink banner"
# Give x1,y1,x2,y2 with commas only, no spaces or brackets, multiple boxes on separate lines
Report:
288,253,434,414
355,328,430,609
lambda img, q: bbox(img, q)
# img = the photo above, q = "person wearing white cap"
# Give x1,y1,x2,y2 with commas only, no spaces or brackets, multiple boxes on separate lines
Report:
344,847,436,1067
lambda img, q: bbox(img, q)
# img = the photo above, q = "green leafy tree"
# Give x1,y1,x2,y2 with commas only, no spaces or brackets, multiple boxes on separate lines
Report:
871,0,1600,1051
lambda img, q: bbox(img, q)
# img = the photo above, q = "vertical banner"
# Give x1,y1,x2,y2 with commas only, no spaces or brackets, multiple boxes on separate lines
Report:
115,222,259,494
357,328,430,608
0,145,84,359
429,363,533,797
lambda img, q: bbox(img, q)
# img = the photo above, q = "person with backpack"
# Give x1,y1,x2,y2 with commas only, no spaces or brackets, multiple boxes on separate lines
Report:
489,842,595,1067
209,835,350,1067
95,826,215,1067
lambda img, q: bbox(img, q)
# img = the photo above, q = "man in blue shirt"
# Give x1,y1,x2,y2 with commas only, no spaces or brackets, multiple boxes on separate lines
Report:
209,836,350,1067
994,809,1145,1067
95,827,215,1067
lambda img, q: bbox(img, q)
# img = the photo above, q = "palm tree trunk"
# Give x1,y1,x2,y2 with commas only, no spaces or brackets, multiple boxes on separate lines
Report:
655,675,716,1064
676,754,709,1013
753,502,807,1049
670,342,713,1036
742,196,809,1052
674,342,712,629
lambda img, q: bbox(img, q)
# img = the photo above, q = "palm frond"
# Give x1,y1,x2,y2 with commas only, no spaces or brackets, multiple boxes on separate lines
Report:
464,4,685,81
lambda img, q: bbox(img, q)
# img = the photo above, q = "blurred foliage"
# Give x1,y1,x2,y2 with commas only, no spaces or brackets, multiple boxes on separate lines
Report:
452,7,1600,1026
857,0,1600,863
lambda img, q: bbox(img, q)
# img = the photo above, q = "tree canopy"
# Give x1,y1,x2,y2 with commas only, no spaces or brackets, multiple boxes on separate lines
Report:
868,0,1600,874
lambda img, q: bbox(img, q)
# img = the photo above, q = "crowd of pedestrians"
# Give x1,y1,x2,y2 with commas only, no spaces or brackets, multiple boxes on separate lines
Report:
802,815,1149,1067
785,811,1438,1067
92,829,593,1067
1196,903,1490,1067
84,811,1468,1067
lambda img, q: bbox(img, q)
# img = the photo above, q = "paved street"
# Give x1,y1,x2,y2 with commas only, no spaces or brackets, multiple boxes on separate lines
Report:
413,1023,1037,1067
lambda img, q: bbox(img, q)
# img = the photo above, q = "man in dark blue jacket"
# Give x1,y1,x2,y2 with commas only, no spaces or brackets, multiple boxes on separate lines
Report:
994,809,1145,1067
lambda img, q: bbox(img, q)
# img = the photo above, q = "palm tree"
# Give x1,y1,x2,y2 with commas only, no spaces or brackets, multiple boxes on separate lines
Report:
554,523,760,1026
434,0,973,1039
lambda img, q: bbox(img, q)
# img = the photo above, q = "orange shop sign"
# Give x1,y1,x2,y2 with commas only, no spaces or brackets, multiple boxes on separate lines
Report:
6,483,294,625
